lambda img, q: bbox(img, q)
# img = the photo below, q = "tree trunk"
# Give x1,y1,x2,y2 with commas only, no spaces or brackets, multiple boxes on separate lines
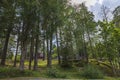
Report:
48,36,52,67
47,33,52,67
24,48,27,60
33,35,39,70
117,48,120,71
56,28,61,64
109,59,117,76
46,37,49,66
0,28,12,65
82,23,88,64
13,36,19,67
19,41,27,71
86,26,95,58
29,37,34,70
47,39,50,67
59,28,63,62
42,33,45,61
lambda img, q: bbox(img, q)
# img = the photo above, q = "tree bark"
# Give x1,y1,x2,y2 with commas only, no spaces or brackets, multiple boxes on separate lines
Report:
47,33,52,67
0,28,12,65
82,23,88,63
29,36,34,70
13,35,19,67
33,35,39,70
48,36,52,67
42,33,45,61
86,26,95,58
19,41,27,71
56,28,61,64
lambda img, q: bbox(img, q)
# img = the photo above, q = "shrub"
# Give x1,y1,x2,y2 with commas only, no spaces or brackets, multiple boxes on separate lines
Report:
0,67,34,78
0,67,20,78
7,53,13,59
73,60,87,67
46,68,66,78
60,60,73,68
12,55,21,62
46,68,58,77
80,65,104,79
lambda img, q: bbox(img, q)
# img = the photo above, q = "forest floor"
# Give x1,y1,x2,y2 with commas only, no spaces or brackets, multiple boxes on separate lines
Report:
0,59,120,80
1,77,120,80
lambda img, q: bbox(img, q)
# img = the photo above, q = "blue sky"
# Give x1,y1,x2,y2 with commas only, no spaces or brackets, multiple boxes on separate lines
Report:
71,0,120,21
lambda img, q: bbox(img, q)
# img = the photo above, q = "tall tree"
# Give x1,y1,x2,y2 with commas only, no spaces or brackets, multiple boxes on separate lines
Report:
0,0,16,65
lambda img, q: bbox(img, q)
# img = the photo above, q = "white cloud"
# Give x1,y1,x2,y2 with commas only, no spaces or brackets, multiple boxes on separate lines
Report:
98,0,103,4
70,0,104,8
70,0,98,7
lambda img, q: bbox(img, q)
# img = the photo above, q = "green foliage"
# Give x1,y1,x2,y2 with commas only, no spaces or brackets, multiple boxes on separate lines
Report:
60,60,73,68
52,53,57,59
60,46,73,68
46,67,67,78
80,64,104,79
0,67,36,78
52,47,57,59
73,60,86,67
12,55,21,62
6,53,13,59
46,68,57,77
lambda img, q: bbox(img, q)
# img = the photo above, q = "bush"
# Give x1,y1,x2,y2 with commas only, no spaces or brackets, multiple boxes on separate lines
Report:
7,53,13,59
12,55,21,62
73,60,87,67
52,53,57,59
0,67,20,78
80,65,104,79
46,68,66,78
0,67,34,78
60,60,73,68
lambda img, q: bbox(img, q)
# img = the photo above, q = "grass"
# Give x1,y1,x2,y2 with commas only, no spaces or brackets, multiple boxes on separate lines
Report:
24,59,58,67
0,66,41,78
0,59,120,79
105,77,120,80
0,60,81,79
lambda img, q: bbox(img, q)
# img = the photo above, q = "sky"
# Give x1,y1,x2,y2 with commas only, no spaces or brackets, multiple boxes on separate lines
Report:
70,0,120,21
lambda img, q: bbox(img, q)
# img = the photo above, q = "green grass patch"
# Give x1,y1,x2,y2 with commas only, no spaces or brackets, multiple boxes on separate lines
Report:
24,60,58,67
0,60,119,79
105,77,120,80
0,67,40,78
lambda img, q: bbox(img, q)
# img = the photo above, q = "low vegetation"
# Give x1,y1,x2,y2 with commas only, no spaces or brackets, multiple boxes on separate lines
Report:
80,64,104,79
0,60,120,79
0,67,39,78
